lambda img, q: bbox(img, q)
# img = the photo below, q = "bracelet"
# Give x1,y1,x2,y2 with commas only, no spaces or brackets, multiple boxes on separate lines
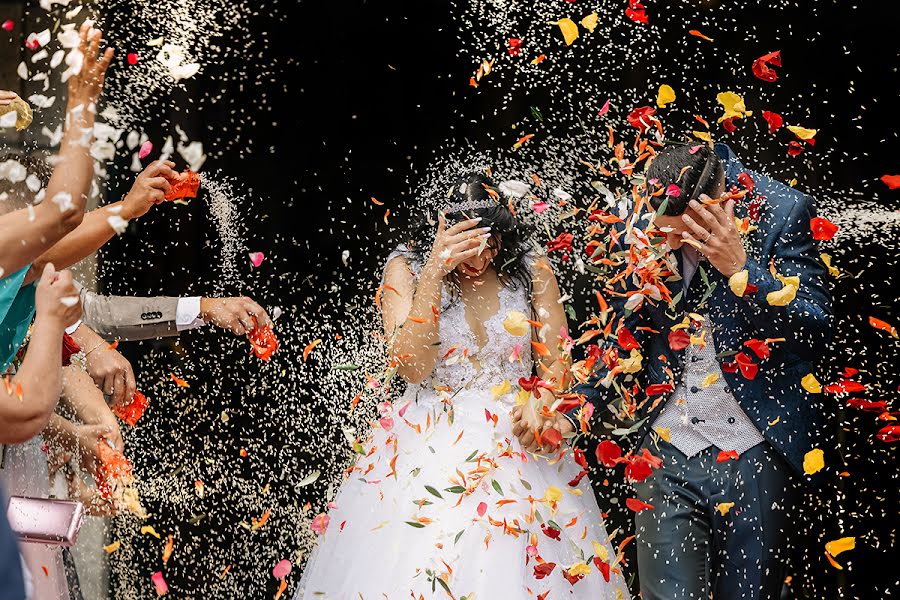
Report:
84,341,105,357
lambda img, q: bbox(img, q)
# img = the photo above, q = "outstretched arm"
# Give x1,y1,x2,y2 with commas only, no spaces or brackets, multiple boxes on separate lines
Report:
0,24,112,278
78,287,273,341
25,159,176,284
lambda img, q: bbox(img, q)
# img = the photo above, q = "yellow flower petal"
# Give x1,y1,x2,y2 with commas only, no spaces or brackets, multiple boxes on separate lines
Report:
556,18,579,46
657,84,676,108
618,349,643,374
690,330,707,350
820,253,840,278
787,125,817,140
654,426,671,443
701,373,719,388
503,310,529,337
801,374,822,394
803,447,825,475
728,269,750,298
141,525,161,539
103,540,121,554
544,486,563,503
592,541,610,562
766,282,798,306
580,12,599,33
716,91,752,122
568,562,592,576
715,502,735,516
775,273,800,288
515,389,531,406
825,536,855,558
491,379,511,400
692,130,712,142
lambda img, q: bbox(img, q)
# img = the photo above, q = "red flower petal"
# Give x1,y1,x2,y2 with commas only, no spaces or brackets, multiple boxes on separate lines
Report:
743,338,770,360
626,105,656,132
593,557,611,582
751,50,782,82
541,524,561,541
737,172,755,192
573,446,588,468
810,216,838,241
823,379,867,394
716,449,740,462
762,111,783,134
876,425,900,443
734,351,758,380
248,325,279,361
617,326,640,350
881,174,900,190
534,562,556,579
547,232,574,253
542,427,563,448
625,497,655,513
668,329,691,351
625,0,649,24
595,439,622,468
787,141,805,157
645,383,674,397
846,398,887,413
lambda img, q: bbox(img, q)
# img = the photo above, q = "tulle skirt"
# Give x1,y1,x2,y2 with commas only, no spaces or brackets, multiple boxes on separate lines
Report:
295,386,630,599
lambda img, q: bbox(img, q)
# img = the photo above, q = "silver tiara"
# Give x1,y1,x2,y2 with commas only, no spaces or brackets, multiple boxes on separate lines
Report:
440,179,528,213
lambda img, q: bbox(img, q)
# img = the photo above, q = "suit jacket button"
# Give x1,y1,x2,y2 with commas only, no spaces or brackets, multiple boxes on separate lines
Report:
690,386,699,394
690,417,700,425
724,386,732,394
728,417,736,424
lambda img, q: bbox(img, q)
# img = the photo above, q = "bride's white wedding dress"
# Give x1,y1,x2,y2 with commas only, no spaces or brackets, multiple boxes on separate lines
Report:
295,249,630,599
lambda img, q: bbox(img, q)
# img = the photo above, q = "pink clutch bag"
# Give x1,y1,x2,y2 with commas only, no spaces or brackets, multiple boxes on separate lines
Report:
6,496,84,546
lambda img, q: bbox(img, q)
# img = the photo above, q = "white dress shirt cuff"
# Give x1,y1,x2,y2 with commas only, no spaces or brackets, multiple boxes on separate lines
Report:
64,320,82,335
176,297,205,331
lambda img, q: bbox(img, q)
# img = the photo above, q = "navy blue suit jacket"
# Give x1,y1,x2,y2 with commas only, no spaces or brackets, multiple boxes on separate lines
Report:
573,143,833,482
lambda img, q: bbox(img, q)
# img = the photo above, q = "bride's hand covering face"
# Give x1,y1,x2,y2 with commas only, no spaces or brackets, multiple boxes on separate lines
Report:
424,212,493,277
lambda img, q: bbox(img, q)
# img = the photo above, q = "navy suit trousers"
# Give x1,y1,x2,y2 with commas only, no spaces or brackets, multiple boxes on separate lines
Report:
633,439,801,600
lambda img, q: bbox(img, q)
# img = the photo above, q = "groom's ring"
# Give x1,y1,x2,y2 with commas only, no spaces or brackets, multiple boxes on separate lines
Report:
703,232,712,242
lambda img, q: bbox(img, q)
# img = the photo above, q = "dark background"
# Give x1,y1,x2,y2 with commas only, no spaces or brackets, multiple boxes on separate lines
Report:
66,0,899,597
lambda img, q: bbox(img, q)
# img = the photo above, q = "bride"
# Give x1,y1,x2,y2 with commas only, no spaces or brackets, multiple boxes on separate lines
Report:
295,173,630,599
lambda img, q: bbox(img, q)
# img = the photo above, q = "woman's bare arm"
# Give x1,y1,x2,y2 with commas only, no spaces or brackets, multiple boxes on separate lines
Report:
382,215,488,384
530,255,572,395
0,24,112,277
381,256,443,384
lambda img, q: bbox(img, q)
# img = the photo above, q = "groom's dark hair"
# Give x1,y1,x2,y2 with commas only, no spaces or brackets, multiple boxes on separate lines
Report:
646,143,724,216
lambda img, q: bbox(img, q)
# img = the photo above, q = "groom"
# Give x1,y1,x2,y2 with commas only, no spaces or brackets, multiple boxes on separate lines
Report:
523,142,832,599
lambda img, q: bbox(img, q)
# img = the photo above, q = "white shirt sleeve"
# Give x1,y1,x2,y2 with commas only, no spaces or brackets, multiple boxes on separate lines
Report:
175,297,205,331
64,320,82,335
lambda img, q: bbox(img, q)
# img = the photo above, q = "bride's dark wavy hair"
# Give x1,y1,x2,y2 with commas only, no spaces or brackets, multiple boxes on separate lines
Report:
404,172,535,294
